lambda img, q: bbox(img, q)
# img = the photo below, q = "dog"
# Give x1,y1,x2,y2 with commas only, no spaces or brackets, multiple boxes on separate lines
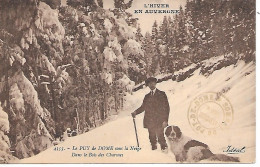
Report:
165,125,240,162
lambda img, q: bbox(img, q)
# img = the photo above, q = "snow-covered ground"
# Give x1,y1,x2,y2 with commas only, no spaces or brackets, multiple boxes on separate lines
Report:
17,60,255,163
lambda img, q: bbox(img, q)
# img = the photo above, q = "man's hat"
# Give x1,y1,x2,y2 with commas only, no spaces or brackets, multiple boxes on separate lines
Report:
145,77,157,86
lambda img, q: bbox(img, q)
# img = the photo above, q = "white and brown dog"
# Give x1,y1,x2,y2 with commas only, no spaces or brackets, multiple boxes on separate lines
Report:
165,125,240,162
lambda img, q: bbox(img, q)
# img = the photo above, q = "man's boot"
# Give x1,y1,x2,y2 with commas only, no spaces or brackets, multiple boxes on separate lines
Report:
161,144,168,153
151,144,157,150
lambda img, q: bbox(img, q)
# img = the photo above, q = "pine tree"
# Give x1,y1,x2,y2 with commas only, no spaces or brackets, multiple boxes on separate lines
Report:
142,32,154,76
166,16,178,72
150,21,161,75
135,24,143,42
114,0,133,11
97,0,103,8
157,16,166,73
0,0,64,159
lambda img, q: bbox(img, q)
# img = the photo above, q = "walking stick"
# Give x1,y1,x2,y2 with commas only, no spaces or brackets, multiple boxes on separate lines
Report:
132,117,140,147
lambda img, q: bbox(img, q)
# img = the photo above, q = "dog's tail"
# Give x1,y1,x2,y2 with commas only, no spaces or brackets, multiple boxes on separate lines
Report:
208,154,240,162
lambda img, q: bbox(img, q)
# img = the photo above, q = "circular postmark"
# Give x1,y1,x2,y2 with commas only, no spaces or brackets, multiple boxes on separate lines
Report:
188,92,233,136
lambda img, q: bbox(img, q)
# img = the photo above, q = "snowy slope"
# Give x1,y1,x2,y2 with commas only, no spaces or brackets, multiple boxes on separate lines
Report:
17,60,255,163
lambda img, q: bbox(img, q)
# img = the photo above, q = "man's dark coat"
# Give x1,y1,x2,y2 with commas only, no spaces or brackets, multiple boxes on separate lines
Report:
135,89,170,129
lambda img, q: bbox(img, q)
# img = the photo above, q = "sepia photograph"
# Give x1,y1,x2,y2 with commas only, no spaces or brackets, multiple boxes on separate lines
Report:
0,0,256,164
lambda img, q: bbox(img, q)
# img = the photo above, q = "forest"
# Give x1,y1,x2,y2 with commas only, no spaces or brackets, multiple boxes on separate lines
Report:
0,0,255,162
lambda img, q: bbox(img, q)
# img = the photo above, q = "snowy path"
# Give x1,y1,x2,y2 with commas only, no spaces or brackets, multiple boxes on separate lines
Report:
18,61,255,163
18,111,175,163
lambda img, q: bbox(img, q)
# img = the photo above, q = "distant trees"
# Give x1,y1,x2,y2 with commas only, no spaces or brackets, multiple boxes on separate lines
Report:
142,0,255,75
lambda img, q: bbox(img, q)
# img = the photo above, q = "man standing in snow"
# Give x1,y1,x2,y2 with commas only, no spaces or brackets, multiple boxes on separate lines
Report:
131,77,170,151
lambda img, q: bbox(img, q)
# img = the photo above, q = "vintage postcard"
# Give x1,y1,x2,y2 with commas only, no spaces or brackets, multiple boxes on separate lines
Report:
0,0,256,164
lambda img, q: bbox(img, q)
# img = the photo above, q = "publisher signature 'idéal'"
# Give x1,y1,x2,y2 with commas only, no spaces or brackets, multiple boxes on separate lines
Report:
223,145,246,154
